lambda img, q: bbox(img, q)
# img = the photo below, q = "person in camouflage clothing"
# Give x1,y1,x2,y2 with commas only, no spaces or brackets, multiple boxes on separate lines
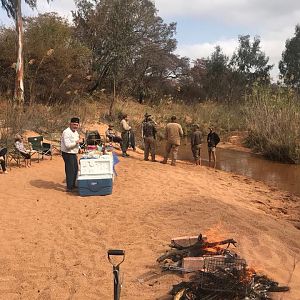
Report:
142,113,157,162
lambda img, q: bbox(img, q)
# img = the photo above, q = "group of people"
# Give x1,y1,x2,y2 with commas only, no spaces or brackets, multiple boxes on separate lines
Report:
60,115,220,192
146,114,220,168
190,123,221,168
105,112,220,168
105,114,136,158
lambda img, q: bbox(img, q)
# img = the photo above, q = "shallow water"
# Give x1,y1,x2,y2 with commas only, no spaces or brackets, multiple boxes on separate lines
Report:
156,140,300,196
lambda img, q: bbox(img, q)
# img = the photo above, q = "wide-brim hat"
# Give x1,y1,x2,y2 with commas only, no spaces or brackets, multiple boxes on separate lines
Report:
144,113,151,118
192,124,200,128
108,124,114,128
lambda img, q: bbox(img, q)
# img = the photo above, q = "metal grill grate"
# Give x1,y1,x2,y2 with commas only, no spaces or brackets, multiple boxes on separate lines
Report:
200,256,251,294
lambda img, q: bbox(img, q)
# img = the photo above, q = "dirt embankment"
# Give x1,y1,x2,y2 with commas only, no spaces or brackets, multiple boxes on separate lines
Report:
0,127,299,299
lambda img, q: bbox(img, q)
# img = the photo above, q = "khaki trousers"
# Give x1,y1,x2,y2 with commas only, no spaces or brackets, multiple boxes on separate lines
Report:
163,142,179,165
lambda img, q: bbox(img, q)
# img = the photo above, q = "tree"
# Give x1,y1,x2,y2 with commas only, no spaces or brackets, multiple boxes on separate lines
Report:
231,35,273,85
180,47,230,102
24,13,91,104
1,0,52,105
177,58,206,102
73,0,178,107
0,14,92,104
279,25,300,88
0,26,16,95
203,46,230,101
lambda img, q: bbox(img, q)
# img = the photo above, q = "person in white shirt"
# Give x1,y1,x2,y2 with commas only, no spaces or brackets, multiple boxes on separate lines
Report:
14,134,34,168
61,117,81,192
120,114,135,157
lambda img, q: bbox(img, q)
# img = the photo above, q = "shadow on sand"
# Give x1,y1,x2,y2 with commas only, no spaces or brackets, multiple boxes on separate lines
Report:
30,179,66,192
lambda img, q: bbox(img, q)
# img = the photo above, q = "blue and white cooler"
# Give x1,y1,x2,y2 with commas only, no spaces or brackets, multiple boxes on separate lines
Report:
77,154,114,196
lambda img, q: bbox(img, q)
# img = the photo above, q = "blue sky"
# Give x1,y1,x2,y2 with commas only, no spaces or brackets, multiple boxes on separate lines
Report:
1,0,300,80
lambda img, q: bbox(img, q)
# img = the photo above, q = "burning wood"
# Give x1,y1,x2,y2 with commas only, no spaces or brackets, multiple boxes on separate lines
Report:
157,234,237,264
157,233,289,300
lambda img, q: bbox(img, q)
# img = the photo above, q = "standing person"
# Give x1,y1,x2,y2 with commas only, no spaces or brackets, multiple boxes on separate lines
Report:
191,124,202,166
120,114,135,157
207,126,220,168
142,113,157,162
61,117,81,192
14,135,33,168
0,147,8,174
161,115,183,166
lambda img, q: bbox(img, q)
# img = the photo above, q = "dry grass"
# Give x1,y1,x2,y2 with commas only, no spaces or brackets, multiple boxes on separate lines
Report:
110,96,245,143
1,88,299,163
244,86,300,163
0,97,100,147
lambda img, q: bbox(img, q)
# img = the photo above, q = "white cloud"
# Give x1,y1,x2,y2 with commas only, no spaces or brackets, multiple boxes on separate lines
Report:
1,0,298,81
175,34,288,80
155,0,300,80
36,0,76,20
155,0,300,28
0,0,76,25
175,38,238,61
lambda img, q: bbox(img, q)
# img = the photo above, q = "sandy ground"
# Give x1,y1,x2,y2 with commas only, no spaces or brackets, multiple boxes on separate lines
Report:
1,130,300,299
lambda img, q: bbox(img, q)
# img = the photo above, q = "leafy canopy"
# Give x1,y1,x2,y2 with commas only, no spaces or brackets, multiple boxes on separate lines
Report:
231,35,273,83
279,25,300,88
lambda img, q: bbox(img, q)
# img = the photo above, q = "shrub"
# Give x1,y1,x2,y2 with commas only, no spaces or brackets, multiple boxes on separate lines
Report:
244,85,300,163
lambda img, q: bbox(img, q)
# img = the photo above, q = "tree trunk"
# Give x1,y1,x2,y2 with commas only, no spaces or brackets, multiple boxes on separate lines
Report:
14,0,24,106
109,74,116,117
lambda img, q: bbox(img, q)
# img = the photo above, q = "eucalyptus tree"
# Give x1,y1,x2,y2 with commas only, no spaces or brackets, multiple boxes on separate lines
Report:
1,0,52,105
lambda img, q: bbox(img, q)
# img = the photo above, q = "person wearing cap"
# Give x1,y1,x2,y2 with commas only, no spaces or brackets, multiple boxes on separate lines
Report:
142,113,157,162
191,124,202,166
61,117,82,192
207,126,220,168
161,115,183,166
120,114,135,157
105,124,122,145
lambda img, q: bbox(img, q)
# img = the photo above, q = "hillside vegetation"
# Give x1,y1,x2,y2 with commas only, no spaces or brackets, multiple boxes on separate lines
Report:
1,86,300,163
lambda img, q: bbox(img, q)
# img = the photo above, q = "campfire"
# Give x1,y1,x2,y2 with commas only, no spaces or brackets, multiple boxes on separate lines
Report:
157,234,289,300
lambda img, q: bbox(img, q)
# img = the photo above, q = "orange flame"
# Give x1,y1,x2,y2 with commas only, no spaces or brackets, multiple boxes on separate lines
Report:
203,223,229,242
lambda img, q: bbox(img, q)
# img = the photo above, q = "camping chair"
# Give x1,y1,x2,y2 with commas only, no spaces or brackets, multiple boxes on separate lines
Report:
85,130,102,146
28,136,53,162
51,142,60,154
105,133,122,150
42,142,52,159
7,146,29,168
